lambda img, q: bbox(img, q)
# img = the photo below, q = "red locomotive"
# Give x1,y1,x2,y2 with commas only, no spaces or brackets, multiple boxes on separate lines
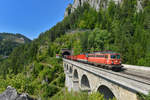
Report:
65,51,123,71
76,54,88,63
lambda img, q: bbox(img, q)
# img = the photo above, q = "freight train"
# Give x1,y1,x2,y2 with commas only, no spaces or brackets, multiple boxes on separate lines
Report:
64,51,123,71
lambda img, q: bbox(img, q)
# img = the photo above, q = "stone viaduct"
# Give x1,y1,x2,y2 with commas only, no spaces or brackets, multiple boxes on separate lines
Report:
63,59,150,100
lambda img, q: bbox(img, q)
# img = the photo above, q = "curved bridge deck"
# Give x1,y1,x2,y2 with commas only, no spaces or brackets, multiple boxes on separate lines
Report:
63,59,150,96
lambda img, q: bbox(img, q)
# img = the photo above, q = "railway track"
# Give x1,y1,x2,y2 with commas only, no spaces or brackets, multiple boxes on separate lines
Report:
65,59,150,85
86,63,150,85
121,70,150,81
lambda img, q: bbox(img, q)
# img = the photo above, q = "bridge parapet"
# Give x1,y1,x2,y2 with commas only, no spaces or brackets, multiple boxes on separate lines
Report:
123,64,150,71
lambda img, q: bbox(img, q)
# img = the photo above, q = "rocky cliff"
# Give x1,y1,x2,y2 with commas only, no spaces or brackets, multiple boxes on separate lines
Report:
0,86,35,100
65,0,122,17
72,0,122,11
65,0,143,17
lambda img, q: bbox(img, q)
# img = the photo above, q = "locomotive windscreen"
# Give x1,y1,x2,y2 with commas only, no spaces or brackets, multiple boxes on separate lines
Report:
111,55,120,59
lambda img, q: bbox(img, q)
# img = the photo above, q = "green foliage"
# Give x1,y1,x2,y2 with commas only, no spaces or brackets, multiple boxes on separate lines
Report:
0,56,64,99
138,93,150,100
88,29,111,51
51,90,116,100
78,8,97,29
41,84,60,99
0,56,3,62
138,53,150,66
51,90,88,100
32,61,44,78
0,74,34,94
0,33,31,56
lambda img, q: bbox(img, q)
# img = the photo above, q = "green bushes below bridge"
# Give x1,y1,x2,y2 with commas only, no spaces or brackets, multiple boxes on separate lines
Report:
138,93,150,100
51,89,116,100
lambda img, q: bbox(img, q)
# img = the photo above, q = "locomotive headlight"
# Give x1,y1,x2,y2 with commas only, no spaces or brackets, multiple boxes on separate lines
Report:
112,61,114,64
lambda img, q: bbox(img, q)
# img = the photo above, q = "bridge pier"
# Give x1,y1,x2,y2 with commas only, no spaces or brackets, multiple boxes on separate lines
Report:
72,79,79,91
65,73,80,92
65,71,73,91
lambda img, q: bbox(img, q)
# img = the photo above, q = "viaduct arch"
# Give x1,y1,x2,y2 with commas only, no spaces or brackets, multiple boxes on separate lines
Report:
69,66,73,74
73,69,78,79
81,75,90,89
97,85,115,100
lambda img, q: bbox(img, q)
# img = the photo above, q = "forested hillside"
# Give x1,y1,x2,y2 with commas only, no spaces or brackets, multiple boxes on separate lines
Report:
0,33,31,57
0,0,150,99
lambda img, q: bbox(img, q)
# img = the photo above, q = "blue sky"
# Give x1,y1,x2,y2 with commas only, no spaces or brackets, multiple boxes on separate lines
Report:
0,0,73,40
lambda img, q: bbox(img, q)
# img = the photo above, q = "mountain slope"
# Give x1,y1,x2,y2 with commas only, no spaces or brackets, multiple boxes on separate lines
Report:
0,33,31,56
0,0,150,99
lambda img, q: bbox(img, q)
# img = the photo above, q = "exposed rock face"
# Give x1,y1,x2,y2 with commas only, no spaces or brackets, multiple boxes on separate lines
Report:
65,0,122,17
64,0,143,17
137,0,143,12
64,4,72,17
0,86,35,100
71,0,119,11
